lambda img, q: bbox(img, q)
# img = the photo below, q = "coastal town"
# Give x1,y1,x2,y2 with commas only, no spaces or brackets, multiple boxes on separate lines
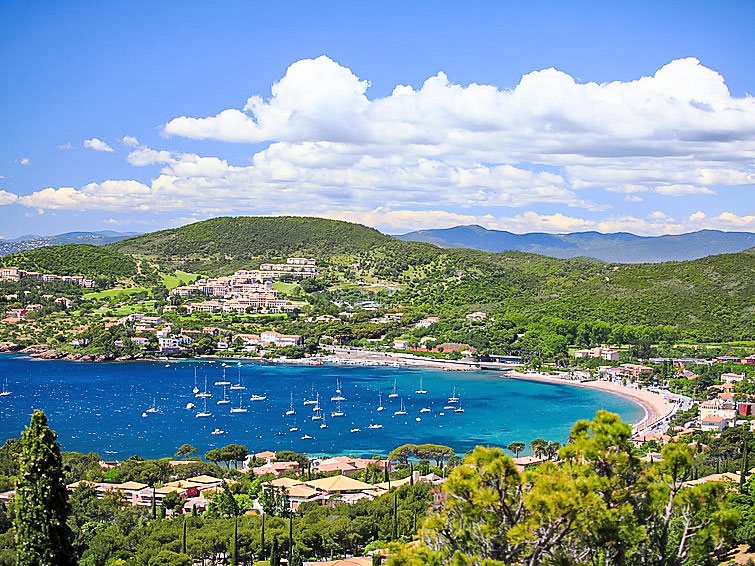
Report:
0,233,755,566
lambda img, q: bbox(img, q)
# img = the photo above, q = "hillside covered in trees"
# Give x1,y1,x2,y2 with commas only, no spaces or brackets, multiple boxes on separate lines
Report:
106,217,755,342
0,244,137,280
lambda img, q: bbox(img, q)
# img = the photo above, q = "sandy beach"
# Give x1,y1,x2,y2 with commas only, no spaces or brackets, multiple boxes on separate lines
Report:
506,371,674,431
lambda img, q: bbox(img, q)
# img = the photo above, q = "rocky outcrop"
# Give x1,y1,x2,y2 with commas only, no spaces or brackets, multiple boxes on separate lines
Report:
5,344,135,362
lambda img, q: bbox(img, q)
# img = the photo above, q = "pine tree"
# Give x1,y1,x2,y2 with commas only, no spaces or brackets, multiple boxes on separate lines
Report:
15,409,76,566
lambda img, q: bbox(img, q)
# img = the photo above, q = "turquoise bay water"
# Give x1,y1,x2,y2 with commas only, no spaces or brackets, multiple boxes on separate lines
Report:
0,355,642,458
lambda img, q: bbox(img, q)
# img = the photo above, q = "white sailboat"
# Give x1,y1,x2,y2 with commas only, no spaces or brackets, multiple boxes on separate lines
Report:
447,387,459,404
285,392,296,416
350,427,361,433
217,384,231,405
312,395,323,420
368,423,383,429
230,369,246,390
330,379,346,401
415,376,427,394
454,396,465,413
319,414,328,429
249,393,267,401
0,377,10,397
196,376,212,398
214,368,230,386
376,391,385,412
419,407,431,413
303,387,318,405
388,379,398,399
331,400,345,418
146,397,159,413
196,398,212,418
230,394,247,413
393,399,407,416
192,368,199,394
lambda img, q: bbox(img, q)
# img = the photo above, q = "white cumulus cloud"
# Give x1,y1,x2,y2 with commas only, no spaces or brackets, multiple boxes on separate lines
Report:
2,57,753,237
83,138,114,152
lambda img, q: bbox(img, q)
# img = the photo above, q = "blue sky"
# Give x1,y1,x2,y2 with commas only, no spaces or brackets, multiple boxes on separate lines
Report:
1,0,753,238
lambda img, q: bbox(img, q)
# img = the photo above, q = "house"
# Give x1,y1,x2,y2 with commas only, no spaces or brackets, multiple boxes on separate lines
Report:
700,415,729,433
721,372,745,383
252,460,300,477
158,337,181,353
312,456,389,477
415,316,440,328
699,399,737,421
393,339,410,350
682,472,741,487
466,311,487,321
630,432,671,447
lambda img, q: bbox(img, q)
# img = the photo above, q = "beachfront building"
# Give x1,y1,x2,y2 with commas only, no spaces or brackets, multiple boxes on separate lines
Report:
618,364,654,379
260,331,303,347
573,347,620,361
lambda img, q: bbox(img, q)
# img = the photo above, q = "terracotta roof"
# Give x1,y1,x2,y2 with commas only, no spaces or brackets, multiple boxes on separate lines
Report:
305,475,375,493
187,475,222,484
269,477,304,488
374,476,411,490
116,481,148,490
287,485,320,499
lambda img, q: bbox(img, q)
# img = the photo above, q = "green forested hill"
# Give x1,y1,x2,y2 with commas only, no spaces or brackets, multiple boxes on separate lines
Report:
109,216,390,269
0,244,137,280
95,217,755,340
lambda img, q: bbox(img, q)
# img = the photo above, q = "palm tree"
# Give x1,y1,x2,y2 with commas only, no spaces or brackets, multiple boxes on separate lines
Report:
507,442,525,458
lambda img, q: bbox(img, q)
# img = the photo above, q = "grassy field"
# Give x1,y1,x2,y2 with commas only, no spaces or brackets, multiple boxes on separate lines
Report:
93,301,158,316
83,287,150,300
272,281,300,295
162,270,202,290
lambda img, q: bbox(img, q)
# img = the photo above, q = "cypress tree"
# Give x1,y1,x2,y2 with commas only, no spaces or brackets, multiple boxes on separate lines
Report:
14,409,76,566
232,515,238,566
741,429,750,492
182,514,187,554
391,491,398,541
288,513,293,563
260,512,266,559
270,536,281,566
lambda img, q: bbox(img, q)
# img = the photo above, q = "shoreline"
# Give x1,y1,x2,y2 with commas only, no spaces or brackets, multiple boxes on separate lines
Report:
506,371,674,432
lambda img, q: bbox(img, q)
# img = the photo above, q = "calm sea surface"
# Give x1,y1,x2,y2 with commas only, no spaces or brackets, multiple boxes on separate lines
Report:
0,354,643,458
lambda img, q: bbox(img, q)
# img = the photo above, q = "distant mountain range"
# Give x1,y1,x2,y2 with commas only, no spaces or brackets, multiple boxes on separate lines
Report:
396,226,755,263
0,231,140,256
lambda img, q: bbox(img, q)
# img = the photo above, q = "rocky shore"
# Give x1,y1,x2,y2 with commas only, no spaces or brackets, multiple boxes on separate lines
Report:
0,342,139,362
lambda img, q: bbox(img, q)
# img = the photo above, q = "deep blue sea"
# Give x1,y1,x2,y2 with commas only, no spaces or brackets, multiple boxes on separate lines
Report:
0,354,643,459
